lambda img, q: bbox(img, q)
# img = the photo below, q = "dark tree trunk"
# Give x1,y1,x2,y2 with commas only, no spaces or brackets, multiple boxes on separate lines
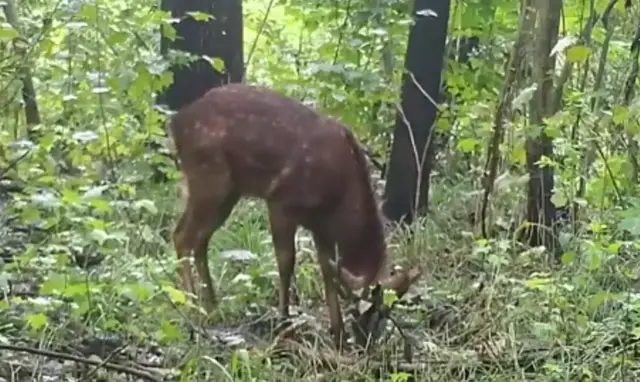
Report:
159,0,243,112
625,24,640,183
523,0,561,255
3,0,41,129
382,0,451,225
21,68,40,127
152,0,243,184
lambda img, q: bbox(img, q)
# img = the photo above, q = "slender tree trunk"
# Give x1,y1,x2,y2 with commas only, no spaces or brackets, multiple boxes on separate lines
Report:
3,0,41,130
522,0,562,256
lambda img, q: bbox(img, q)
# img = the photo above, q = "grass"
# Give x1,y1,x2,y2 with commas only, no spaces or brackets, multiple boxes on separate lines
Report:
2,174,640,381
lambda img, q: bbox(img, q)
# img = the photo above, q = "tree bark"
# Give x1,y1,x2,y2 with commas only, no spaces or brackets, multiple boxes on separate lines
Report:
479,0,533,238
382,0,451,225
2,0,41,128
523,0,562,255
159,0,243,112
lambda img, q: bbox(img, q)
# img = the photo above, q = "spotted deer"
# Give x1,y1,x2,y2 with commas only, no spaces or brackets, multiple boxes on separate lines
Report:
169,83,421,346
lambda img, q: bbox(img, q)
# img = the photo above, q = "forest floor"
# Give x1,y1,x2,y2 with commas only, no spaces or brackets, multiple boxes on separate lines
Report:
2,176,640,381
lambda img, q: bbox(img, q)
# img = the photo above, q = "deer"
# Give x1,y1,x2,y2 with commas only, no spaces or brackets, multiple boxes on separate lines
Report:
168,83,422,347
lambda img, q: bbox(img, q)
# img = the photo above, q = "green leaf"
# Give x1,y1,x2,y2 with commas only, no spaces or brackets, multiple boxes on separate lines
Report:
510,145,527,165
544,124,562,139
39,132,57,152
525,276,553,290
161,23,177,41
62,188,82,205
595,0,611,12
82,185,109,200
587,249,602,271
550,36,575,56
20,205,41,225
202,55,226,72
125,283,153,302
40,274,66,295
550,192,567,208
26,313,49,331
162,285,187,305
619,217,640,236
108,31,129,45
186,11,214,22
613,105,629,125
606,242,622,255
566,46,591,63
391,372,412,382
77,4,98,23
0,22,18,41
140,225,155,242
90,229,109,245
561,252,576,265
91,199,112,214
158,320,183,342
587,291,619,312
64,283,90,298
383,289,399,307
134,199,158,214
614,0,627,11
457,138,480,153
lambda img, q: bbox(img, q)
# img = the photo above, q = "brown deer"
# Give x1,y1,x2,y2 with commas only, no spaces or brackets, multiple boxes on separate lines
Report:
169,83,421,346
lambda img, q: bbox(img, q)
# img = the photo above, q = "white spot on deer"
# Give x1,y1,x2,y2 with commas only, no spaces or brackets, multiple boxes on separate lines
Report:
266,166,293,196
177,177,190,212
209,130,226,139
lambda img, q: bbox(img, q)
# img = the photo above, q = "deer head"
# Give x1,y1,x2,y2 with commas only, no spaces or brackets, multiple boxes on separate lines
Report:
329,257,422,299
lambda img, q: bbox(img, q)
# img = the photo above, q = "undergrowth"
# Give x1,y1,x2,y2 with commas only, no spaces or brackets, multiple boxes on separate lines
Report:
2,0,640,380
3,173,640,381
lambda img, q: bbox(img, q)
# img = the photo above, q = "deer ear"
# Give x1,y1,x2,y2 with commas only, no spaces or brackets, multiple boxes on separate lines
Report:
328,259,423,298
378,266,422,298
327,259,369,291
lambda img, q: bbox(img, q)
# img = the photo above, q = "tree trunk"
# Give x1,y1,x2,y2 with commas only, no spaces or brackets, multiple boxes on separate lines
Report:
3,0,41,129
479,0,533,238
523,0,561,255
382,0,451,225
159,0,243,112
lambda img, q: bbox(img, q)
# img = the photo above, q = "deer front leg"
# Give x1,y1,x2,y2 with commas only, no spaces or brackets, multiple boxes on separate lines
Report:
267,205,297,319
173,211,201,301
173,211,220,312
312,232,346,349
173,186,239,313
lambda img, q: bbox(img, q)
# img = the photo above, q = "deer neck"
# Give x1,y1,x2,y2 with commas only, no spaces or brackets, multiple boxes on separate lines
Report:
333,182,388,284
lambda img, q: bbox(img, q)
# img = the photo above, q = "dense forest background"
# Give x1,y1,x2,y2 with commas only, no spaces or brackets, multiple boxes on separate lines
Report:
2,0,640,380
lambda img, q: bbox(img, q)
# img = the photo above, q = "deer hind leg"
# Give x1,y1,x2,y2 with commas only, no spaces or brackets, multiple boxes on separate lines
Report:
312,230,345,348
174,176,239,313
267,204,298,319
174,212,196,297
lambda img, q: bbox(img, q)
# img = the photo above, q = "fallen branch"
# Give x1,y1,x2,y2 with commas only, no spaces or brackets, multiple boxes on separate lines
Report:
0,149,31,180
78,343,127,382
0,344,163,382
